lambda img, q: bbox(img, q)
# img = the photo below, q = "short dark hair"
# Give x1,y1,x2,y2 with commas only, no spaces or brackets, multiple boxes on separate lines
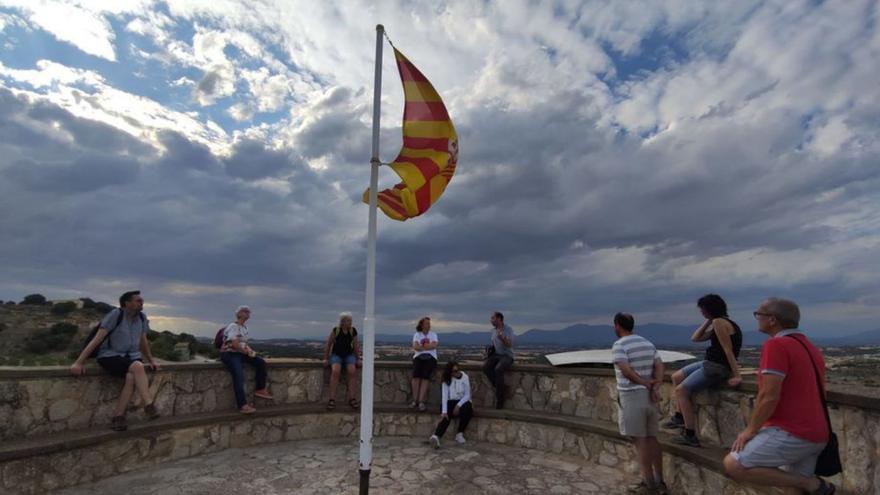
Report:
764,297,800,329
119,291,141,307
614,312,634,331
697,294,728,318
493,311,504,322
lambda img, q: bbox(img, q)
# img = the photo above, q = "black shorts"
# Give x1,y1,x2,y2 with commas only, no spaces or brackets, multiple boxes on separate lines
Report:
97,356,142,378
412,355,437,379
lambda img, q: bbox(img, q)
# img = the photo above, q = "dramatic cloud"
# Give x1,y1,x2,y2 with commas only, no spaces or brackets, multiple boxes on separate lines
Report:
0,0,878,339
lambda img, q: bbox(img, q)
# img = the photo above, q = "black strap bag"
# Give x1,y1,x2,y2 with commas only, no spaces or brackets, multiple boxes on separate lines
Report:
784,335,842,477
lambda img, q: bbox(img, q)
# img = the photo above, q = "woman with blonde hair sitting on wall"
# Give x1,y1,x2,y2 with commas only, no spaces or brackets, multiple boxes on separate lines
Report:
323,312,361,410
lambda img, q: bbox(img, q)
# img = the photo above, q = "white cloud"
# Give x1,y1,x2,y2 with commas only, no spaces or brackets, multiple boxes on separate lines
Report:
0,59,229,152
2,0,118,60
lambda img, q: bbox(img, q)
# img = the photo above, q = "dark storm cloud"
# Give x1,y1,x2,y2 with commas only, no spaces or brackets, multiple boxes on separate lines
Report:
223,139,296,179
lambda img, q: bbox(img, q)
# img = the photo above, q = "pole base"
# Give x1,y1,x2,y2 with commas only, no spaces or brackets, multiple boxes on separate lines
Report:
359,469,371,495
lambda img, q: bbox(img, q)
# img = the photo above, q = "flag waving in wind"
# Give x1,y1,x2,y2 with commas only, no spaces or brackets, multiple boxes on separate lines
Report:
363,48,458,221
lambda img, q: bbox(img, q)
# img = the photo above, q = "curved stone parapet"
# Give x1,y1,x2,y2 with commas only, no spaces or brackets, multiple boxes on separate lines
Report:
0,361,875,493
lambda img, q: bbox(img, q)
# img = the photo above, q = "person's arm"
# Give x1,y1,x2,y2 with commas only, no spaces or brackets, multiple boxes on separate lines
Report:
496,326,513,347
651,356,664,402
70,327,109,375
690,319,713,342
732,375,783,451
456,374,471,409
424,335,439,350
712,318,742,386
353,333,361,361
615,360,655,388
412,334,422,352
441,382,450,417
139,332,161,370
323,331,335,364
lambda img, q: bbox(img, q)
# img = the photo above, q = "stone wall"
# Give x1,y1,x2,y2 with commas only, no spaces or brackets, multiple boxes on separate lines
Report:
0,411,767,495
0,362,877,493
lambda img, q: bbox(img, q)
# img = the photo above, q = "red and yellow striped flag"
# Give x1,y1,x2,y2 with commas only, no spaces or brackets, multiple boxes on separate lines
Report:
363,48,458,221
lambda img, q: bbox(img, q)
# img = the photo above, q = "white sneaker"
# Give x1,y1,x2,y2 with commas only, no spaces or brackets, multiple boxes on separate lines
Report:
429,434,440,449
454,433,466,444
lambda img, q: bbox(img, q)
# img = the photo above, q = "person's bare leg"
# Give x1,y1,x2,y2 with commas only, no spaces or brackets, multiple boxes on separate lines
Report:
130,361,152,405
648,437,663,483
723,455,820,493
670,370,684,414
113,372,135,416
418,379,430,404
633,437,653,482
411,377,420,403
346,364,359,401
329,364,341,401
675,385,696,430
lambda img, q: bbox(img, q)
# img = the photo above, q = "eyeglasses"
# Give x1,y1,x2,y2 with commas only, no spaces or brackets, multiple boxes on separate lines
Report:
753,311,773,319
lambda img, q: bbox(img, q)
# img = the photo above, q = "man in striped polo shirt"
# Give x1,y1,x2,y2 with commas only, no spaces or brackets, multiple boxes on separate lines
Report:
612,312,666,494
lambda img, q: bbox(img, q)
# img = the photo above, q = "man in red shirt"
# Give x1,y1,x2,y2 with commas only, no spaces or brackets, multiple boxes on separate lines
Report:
723,298,835,495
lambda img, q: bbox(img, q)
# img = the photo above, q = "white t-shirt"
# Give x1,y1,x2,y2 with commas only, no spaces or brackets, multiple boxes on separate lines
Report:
412,331,439,359
223,323,249,352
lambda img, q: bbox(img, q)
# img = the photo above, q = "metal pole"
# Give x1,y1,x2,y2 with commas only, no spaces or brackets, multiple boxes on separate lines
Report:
359,23,383,495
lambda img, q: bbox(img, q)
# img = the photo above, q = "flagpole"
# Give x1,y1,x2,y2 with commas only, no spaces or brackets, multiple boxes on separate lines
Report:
359,23,383,495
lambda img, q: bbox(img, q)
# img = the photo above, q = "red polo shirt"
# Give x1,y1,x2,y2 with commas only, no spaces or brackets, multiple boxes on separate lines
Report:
758,331,829,443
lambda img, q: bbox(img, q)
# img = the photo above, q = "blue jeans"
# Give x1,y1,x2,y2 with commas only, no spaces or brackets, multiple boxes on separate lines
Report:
329,353,357,366
220,352,267,408
679,360,714,393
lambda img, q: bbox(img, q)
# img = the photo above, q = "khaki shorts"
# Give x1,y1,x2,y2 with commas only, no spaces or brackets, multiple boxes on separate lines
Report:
617,388,660,438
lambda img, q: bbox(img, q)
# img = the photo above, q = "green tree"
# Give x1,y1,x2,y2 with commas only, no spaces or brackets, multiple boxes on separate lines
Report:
51,301,78,315
21,294,47,305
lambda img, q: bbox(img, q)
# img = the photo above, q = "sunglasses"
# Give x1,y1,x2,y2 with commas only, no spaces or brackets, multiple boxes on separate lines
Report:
752,311,773,319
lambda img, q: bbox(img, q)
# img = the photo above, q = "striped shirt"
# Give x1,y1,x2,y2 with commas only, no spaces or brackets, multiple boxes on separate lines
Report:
612,334,660,391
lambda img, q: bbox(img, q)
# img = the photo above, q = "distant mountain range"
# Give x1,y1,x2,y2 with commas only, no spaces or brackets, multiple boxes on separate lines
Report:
246,324,880,348
370,323,880,347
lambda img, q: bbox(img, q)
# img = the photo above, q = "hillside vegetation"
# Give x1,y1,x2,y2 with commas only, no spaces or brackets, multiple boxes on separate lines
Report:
0,294,218,366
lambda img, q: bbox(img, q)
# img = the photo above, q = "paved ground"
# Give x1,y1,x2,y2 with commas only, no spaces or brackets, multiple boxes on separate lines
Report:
53,437,636,495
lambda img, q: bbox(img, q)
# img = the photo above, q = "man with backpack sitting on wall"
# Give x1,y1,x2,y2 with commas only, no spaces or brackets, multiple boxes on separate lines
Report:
70,290,161,431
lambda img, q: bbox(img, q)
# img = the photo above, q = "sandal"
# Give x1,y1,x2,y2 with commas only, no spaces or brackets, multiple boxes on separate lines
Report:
327,399,336,410
349,398,360,409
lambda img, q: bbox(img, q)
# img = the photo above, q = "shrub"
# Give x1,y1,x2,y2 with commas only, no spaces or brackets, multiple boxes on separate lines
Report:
21,294,47,305
51,301,78,315
93,302,115,314
50,322,79,336
24,323,79,353
79,298,96,309
4,301,14,306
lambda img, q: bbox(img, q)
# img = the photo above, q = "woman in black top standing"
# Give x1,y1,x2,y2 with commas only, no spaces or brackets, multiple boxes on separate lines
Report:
323,312,361,410
664,294,743,447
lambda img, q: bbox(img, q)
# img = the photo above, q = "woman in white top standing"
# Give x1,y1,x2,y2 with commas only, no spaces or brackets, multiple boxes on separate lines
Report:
411,316,439,412
429,360,472,448
220,305,273,414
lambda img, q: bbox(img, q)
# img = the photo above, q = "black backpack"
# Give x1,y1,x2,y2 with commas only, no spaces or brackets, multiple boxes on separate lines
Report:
80,309,145,359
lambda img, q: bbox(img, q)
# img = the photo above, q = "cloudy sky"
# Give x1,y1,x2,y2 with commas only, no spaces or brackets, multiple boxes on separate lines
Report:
0,1,878,340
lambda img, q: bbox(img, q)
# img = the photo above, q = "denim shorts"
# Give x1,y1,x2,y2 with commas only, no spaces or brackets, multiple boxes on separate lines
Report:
679,360,714,393
329,354,357,366
730,427,825,476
